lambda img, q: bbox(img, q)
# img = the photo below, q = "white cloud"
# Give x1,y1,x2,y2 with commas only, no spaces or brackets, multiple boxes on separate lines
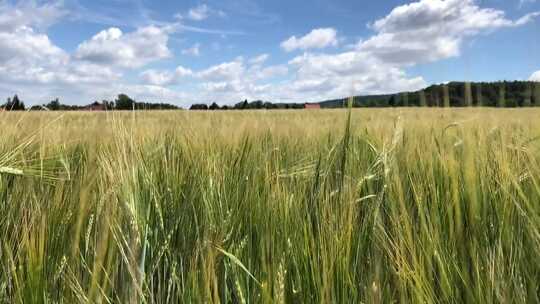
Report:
520,0,537,7
90,83,190,103
360,0,540,65
514,12,540,26
0,26,67,65
189,4,210,21
0,1,66,32
141,66,193,86
0,2,68,68
176,4,226,21
0,2,184,104
1,0,539,106
143,57,286,94
281,28,338,52
530,71,540,81
0,2,121,104
276,0,540,99
75,26,172,68
175,66,194,78
284,51,426,99
123,0,540,104
182,43,201,56
197,58,245,82
249,54,270,65
181,57,289,102
140,70,175,86
255,65,288,80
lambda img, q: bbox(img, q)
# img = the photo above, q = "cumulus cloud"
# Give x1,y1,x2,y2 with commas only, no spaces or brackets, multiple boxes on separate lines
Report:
156,57,288,102
137,56,289,102
0,26,67,65
140,70,175,87
93,0,540,104
141,66,193,86
275,0,540,100
0,1,227,105
88,83,191,103
197,58,245,82
0,1,122,103
0,1,66,32
0,2,67,67
1,0,539,106
249,54,270,65
530,71,540,81
175,66,194,78
254,65,288,80
359,0,540,65
182,43,201,56
284,51,426,99
520,0,538,7
281,28,338,52
75,26,172,68
189,4,210,21
175,4,226,21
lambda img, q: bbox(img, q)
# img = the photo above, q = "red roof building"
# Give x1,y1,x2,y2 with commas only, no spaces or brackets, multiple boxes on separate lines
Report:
84,102,106,111
304,103,321,109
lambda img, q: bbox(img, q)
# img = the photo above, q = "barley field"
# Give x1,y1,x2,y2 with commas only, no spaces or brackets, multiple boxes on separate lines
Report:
1,108,540,303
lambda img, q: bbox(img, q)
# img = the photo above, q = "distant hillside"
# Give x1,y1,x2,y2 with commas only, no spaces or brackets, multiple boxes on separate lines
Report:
318,81,540,108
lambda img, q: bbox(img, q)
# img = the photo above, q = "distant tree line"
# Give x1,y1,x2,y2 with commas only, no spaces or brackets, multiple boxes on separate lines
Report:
3,81,540,112
1,94,181,111
320,81,540,108
111,94,180,110
190,100,305,110
1,95,26,111
189,81,540,110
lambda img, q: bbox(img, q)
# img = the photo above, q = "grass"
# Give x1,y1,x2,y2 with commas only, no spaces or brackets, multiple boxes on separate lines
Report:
1,108,540,303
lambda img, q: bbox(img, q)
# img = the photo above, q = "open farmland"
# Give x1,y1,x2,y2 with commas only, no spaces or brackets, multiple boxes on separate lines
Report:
1,108,540,303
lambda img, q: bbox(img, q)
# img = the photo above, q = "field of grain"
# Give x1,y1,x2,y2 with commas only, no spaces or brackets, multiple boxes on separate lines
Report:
1,108,540,303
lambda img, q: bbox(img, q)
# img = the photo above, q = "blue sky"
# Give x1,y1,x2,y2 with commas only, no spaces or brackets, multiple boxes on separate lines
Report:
1,0,539,106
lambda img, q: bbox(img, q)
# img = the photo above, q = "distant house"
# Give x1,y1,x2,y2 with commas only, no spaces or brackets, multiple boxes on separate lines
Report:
304,103,321,109
84,102,106,111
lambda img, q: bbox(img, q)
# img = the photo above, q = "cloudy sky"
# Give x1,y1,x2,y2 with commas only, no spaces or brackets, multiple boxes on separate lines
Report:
1,0,539,106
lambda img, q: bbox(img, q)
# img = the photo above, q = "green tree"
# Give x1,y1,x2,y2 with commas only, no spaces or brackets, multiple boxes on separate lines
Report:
533,82,540,106
419,90,427,107
46,98,61,111
443,85,450,107
248,100,264,109
464,82,472,107
475,84,483,107
523,83,532,107
3,95,25,111
102,100,114,110
498,83,506,108
432,90,440,107
115,94,135,110
388,95,396,107
402,92,409,107
190,104,208,110
14,95,24,110
209,102,220,110
234,100,249,110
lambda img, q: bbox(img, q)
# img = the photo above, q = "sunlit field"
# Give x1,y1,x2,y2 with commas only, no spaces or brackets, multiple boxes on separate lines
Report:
1,108,540,303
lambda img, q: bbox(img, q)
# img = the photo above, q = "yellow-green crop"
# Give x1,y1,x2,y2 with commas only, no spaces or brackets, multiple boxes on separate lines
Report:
1,108,540,303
